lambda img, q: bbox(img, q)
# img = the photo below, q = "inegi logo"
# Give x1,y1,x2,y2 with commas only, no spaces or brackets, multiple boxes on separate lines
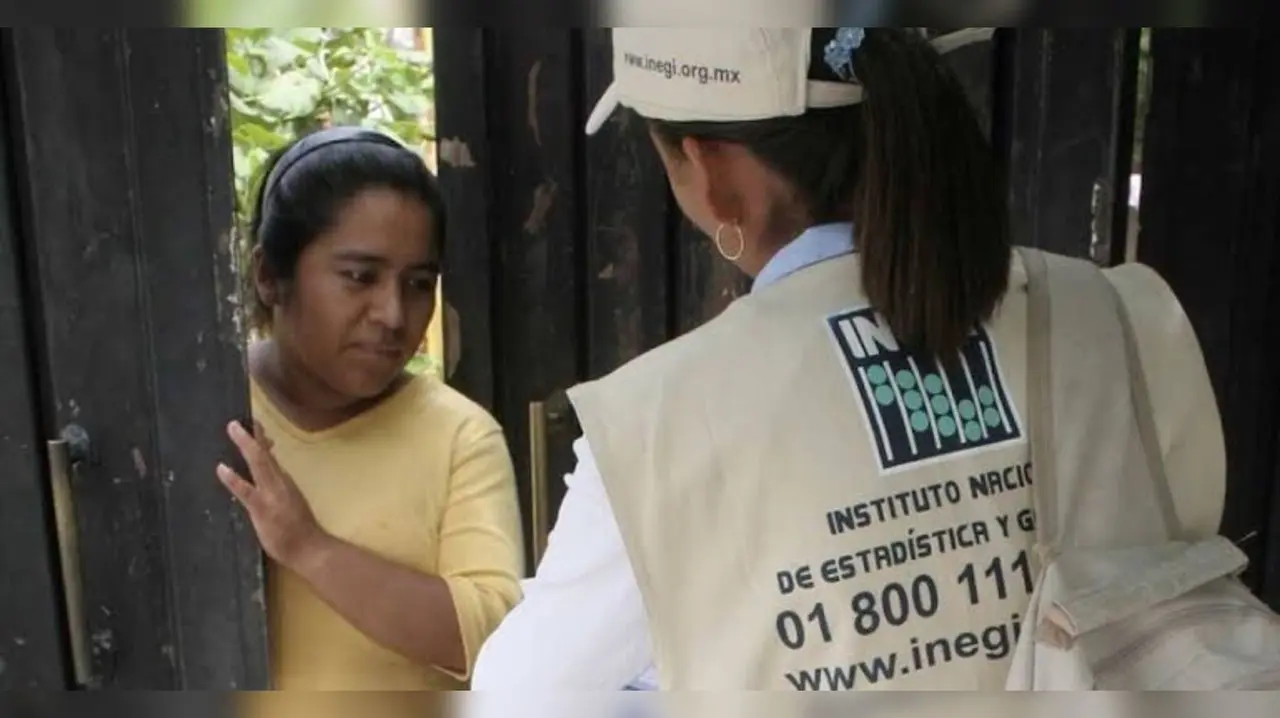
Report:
826,307,1022,472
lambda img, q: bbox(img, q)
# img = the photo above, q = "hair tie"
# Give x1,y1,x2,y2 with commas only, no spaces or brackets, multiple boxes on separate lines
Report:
823,27,866,83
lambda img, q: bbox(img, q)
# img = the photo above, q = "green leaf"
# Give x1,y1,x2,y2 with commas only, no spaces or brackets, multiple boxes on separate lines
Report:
303,55,329,82
260,36,308,71
283,27,328,50
225,50,252,76
388,91,429,117
404,353,441,377
235,122,288,151
228,93,261,118
389,119,426,146
256,72,323,118
329,105,364,126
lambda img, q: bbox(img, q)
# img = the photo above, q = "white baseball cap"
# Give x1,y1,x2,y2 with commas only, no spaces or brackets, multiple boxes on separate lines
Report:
585,27,996,135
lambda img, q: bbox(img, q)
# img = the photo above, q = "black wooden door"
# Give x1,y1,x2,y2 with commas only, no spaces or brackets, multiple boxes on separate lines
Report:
0,29,268,689
434,28,752,572
1135,28,1280,605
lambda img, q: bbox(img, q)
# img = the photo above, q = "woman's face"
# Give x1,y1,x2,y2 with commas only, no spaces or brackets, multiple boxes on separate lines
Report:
269,187,439,401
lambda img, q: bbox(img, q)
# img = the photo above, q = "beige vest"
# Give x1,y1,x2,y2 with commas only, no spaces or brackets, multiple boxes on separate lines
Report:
568,251,1225,691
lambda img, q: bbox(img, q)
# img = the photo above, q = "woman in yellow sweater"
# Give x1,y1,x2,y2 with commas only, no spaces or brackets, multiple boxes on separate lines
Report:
214,126,523,694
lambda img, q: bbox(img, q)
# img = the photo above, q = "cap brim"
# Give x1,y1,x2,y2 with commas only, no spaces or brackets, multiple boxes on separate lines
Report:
584,82,619,135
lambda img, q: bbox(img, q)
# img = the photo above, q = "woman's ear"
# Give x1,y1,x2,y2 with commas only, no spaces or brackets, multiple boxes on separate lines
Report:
251,245,279,310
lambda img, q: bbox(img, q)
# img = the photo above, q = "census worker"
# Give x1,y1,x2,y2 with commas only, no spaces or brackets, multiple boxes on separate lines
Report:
469,28,1226,693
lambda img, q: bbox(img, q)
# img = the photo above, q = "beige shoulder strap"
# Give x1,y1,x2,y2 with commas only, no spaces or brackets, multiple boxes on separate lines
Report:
1106,271,1185,539
1018,246,1183,553
1019,246,1059,552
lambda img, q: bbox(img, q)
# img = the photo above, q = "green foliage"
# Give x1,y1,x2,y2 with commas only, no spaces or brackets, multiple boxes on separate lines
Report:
225,27,434,229
404,353,442,377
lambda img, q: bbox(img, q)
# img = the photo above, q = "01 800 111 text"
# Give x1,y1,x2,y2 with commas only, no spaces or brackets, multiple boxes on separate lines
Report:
774,549,1036,649
772,549,1036,688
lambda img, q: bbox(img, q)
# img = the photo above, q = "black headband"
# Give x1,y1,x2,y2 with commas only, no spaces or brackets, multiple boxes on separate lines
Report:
263,125,408,202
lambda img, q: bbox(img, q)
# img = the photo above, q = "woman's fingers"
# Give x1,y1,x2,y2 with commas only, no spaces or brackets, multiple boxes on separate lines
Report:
227,420,278,486
217,462,256,507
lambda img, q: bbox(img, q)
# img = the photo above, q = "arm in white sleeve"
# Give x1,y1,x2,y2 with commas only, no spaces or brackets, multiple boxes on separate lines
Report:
470,437,655,693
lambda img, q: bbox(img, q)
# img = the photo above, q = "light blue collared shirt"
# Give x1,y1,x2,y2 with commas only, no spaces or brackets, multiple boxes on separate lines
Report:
752,222,855,292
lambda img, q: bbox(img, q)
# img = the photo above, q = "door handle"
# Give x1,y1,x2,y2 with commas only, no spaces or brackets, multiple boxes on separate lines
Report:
527,392,571,571
46,424,93,688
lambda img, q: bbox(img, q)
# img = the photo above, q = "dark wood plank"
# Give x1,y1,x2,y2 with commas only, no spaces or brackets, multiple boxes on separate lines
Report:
582,28,671,377
0,34,67,686
485,29,584,568
3,28,266,687
118,29,268,689
433,28,497,410
1268,421,1280,608
994,30,1140,261
1135,29,1280,605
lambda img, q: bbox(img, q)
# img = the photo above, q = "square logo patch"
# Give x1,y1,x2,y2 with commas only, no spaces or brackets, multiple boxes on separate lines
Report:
826,306,1022,473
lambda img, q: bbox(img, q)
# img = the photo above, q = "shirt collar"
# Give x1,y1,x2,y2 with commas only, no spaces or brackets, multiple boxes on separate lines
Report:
751,222,855,293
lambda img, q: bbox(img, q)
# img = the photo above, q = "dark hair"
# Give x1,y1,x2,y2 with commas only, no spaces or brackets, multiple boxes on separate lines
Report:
649,28,1009,358
248,126,447,327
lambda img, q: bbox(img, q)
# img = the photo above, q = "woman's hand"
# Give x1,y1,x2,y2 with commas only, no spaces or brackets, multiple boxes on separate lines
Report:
217,420,328,572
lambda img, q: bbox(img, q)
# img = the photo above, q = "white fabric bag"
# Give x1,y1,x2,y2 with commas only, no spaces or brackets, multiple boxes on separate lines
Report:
1006,247,1280,690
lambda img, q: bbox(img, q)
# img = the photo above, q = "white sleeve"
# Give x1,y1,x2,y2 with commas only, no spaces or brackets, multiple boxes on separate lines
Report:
470,436,655,694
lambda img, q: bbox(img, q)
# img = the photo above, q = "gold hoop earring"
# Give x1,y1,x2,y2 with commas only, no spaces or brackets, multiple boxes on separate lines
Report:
714,223,746,262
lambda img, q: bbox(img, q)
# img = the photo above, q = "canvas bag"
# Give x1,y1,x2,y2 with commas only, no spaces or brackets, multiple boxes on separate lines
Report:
1006,247,1280,690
